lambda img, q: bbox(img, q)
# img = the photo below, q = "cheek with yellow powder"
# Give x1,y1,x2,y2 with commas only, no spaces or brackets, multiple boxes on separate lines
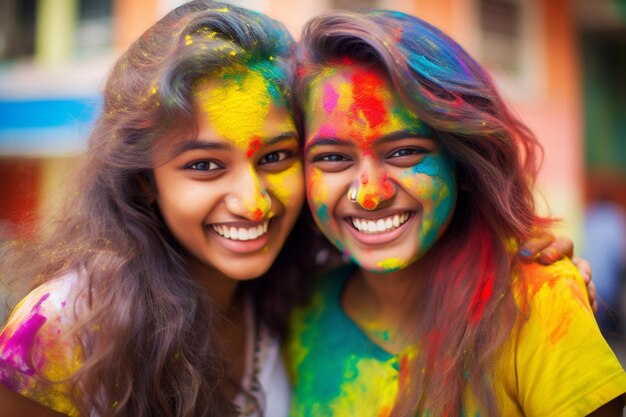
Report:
266,160,304,209
306,166,347,254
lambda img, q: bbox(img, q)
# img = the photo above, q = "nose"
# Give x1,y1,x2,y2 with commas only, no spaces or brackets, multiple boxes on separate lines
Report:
225,165,272,221
350,158,397,210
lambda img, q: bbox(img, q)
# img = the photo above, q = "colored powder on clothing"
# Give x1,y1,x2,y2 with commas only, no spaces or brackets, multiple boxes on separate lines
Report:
0,294,50,372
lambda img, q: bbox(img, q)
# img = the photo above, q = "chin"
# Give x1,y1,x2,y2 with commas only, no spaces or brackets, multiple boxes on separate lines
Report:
222,263,273,281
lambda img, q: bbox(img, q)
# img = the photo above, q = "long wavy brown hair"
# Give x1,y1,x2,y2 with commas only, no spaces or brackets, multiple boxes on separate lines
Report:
294,10,553,417
0,1,315,416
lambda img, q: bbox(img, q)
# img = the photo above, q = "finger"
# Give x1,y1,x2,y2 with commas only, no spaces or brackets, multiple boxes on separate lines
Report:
571,256,592,284
536,236,574,265
518,234,555,262
587,281,598,313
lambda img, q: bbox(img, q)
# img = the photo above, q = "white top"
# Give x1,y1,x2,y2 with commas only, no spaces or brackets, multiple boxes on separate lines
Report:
233,298,290,417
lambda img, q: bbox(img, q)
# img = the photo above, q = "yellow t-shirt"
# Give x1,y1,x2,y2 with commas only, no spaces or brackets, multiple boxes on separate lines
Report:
0,274,82,416
287,260,626,416
492,260,626,416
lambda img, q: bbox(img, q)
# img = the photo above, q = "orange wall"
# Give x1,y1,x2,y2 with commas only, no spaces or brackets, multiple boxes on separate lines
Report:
0,159,42,238
113,0,159,52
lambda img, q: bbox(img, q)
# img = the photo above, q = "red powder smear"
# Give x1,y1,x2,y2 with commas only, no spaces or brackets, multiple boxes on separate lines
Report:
323,84,339,113
549,314,573,345
296,65,312,80
246,136,265,158
470,273,494,323
426,331,443,369
360,176,396,209
469,241,495,323
362,194,377,210
251,208,264,222
339,56,355,66
0,294,50,374
350,69,387,130
516,263,590,317
398,354,410,387
377,406,392,417
392,27,403,42
381,176,395,198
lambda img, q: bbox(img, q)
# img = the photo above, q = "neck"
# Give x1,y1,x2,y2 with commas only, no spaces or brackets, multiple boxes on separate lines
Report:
343,261,425,353
187,257,241,316
187,257,247,391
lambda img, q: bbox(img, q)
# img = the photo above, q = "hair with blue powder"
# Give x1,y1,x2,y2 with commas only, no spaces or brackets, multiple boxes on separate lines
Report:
295,10,552,417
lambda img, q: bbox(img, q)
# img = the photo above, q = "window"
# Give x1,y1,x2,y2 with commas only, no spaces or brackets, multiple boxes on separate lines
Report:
75,0,113,55
479,0,522,76
477,0,542,99
0,0,36,60
331,0,378,11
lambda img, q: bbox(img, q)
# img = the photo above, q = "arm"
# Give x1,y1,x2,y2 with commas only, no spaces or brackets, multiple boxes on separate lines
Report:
587,397,624,416
0,384,68,417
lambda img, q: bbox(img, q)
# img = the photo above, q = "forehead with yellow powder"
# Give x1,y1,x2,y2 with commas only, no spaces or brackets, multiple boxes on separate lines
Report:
194,65,294,152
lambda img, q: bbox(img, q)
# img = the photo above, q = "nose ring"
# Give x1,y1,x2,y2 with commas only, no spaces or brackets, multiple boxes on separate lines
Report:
347,186,358,203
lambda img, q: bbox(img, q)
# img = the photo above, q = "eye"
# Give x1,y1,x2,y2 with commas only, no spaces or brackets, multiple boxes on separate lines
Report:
313,153,351,162
387,147,428,158
259,150,293,165
186,160,223,171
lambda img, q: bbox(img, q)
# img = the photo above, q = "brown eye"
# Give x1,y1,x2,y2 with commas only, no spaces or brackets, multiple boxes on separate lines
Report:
388,148,427,158
186,160,223,171
259,151,292,165
314,153,351,162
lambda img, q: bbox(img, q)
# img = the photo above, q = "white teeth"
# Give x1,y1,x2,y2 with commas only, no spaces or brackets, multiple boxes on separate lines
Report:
212,220,270,241
351,212,411,234
248,228,258,240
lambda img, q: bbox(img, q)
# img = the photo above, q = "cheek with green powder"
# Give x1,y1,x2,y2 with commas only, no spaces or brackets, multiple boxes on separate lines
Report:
401,153,456,258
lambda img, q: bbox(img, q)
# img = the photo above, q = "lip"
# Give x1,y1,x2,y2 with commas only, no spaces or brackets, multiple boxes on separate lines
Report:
343,211,415,246
206,218,274,254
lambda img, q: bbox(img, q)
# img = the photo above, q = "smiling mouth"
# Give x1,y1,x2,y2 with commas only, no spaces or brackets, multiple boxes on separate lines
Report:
210,220,270,241
349,211,412,234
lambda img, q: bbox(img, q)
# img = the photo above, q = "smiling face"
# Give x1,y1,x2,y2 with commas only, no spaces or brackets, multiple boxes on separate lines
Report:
152,66,304,280
304,65,457,272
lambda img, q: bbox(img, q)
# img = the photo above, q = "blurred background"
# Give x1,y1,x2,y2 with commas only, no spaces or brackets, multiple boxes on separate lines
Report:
0,0,625,361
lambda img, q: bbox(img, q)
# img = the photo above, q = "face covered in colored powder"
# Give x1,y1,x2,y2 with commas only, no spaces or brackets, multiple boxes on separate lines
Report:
152,65,304,280
304,65,457,273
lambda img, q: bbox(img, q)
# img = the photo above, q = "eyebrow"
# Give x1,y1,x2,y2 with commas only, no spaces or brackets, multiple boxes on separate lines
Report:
304,129,433,154
304,137,350,154
171,139,231,157
264,131,299,147
171,131,299,157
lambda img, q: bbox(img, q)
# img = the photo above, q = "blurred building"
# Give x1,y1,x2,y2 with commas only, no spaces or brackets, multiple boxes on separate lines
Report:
1,0,625,245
